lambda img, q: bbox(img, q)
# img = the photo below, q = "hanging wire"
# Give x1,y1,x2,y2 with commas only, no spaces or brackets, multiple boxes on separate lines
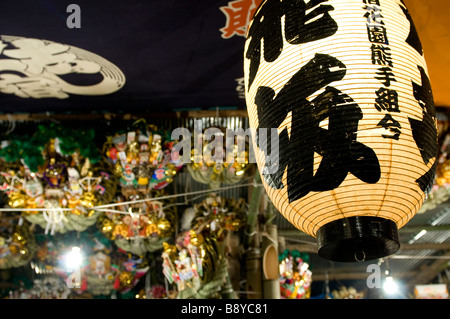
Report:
0,180,262,215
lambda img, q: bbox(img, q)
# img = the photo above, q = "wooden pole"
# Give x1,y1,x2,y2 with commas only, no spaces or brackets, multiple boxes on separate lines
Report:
262,222,280,299
245,173,264,299
245,173,263,248
246,246,262,299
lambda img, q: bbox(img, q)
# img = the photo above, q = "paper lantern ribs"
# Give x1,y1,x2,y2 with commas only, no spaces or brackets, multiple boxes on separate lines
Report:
244,0,437,262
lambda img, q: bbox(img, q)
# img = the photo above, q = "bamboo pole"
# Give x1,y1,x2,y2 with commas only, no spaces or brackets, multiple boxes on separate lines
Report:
245,173,264,299
245,173,263,248
262,222,280,299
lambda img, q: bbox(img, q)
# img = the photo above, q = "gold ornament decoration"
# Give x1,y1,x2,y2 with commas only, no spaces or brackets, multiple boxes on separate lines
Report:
68,196,82,215
161,225,229,298
162,242,178,261
157,217,172,237
188,230,204,247
187,127,253,188
8,191,27,208
0,218,37,269
98,199,175,255
79,191,97,217
190,194,247,235
102,219,113,233
1,142,116,235
119,270,133,288
104,122,183,194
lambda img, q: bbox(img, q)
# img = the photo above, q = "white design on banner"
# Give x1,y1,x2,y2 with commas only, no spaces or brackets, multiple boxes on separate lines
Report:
235,77,245,99
0,35,125,99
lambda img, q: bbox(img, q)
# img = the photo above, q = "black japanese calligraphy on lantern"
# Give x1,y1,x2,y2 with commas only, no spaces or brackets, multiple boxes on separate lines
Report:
363,0,402,140
245,0,338,90
399,3,423,55
363,0,380,5
375,67,396,87
255,54,381,202
408,66,438,193
371,44,393,67
364,4,384,25
397,0,437,194
378,113,401,140
366,24,389,44
375,87,399,112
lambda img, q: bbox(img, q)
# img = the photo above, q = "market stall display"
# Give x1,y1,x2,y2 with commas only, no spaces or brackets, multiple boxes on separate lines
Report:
0,124,116,234
278,250,312,299
187,126,253,188
161,194,247,299
0,216,36,269
97,197,175,256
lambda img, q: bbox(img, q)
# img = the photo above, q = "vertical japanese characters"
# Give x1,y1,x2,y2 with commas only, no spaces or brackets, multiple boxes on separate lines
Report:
364,0,401,140
363,0,437,193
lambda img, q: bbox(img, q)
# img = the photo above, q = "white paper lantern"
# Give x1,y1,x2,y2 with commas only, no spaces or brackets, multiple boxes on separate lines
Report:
244,0,437,262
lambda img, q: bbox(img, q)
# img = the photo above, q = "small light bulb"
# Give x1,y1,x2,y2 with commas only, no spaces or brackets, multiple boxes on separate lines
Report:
383,276,398,295
235,169,245,176
65,246,82,271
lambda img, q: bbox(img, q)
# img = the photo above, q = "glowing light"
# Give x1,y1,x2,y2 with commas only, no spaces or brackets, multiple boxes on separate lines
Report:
408,229,427,244
65,246,82,272
383,276,398,295
235,169,245,176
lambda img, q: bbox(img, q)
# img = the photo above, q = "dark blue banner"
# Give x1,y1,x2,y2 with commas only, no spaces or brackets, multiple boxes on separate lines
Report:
0,0,261,113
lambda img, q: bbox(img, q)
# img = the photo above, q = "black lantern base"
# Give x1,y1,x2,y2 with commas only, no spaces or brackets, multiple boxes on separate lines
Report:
317,216,400,262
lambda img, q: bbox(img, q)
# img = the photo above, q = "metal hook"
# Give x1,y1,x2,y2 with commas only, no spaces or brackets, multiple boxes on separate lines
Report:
5,114,16,135
354,250,366,262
